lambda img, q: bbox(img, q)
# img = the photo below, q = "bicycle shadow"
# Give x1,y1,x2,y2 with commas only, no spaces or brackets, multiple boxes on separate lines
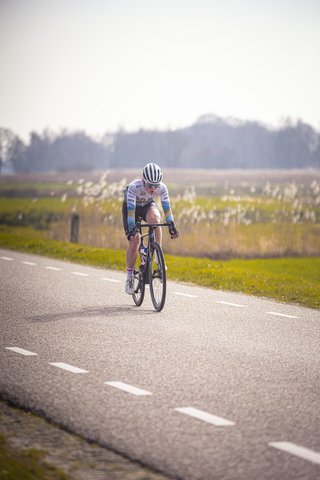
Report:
27,305,158,323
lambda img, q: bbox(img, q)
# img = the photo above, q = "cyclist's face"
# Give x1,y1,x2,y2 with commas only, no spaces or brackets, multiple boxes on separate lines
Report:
143,180,158,194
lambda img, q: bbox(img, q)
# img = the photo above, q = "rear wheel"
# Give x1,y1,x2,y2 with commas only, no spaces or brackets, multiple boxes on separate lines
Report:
149,242,166,311
132,266,145,306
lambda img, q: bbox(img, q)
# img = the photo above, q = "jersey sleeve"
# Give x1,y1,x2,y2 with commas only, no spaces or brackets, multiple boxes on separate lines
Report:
160,184,174,228
126,184,136,232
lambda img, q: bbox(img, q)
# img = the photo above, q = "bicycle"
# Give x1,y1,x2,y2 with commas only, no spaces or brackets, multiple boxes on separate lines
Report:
130,219,177,312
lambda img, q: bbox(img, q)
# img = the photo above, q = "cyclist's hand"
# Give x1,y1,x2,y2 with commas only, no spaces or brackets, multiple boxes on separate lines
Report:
128,220,141,241
169,223,179,239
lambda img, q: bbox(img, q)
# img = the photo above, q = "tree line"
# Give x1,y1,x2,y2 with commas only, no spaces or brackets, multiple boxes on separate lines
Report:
1,115,319,174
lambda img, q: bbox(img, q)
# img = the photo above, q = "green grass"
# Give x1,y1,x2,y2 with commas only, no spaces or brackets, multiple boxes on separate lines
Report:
225,257,320,285
0,198,75,230
165,255,320,309
0,182,78,191
0,230,319,309
0,231,125,270
0,433,73,480
0,197,74,215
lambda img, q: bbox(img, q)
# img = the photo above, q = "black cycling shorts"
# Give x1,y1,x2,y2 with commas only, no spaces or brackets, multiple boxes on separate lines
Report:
122,200,159,237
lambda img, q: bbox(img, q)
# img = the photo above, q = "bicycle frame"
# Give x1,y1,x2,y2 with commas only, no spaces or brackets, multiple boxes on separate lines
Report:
135,222,168,283
132,220,172,311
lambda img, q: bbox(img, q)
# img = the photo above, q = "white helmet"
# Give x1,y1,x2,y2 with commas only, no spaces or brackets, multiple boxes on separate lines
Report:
142,163,163,185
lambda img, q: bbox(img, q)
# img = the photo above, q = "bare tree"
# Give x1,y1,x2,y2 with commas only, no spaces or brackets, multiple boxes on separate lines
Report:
0,127,17,174
10,137,27,172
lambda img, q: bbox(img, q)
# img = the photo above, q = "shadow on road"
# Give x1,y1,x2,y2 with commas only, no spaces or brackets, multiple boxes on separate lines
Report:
27,305,159,323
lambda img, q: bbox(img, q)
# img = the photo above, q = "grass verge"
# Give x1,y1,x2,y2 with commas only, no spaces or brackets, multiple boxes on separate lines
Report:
0,231,319,309
0,433,73,480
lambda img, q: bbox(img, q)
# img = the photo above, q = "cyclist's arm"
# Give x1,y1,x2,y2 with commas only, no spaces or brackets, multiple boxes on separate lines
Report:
127,186,137,235
160,185,174,230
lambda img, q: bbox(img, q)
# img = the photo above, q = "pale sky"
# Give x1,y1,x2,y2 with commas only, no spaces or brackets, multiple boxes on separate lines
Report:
1,0,319,142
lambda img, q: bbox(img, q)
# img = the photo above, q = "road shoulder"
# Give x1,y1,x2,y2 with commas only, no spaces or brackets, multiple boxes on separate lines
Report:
0,400,173,480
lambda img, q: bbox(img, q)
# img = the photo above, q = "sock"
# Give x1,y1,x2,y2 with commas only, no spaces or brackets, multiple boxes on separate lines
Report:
127,267,134,279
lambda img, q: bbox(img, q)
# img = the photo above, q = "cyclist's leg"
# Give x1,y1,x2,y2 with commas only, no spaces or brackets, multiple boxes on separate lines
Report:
145,205,162,246
122,201,140,294
126,237,140,269
122,201,140,267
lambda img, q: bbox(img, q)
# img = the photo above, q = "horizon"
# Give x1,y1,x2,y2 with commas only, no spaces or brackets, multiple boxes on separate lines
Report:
2,113,319,145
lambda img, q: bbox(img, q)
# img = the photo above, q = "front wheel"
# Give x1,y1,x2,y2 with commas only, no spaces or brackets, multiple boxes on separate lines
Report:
132,266,145,306
149,242,166,312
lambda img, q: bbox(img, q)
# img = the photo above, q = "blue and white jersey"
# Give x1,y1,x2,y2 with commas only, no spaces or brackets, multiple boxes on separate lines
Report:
124,179,174,232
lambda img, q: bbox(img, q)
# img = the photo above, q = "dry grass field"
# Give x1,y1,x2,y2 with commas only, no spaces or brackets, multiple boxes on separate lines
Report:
1,168,320,259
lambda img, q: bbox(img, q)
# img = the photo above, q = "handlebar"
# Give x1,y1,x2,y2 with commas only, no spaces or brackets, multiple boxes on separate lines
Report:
130,220,179,239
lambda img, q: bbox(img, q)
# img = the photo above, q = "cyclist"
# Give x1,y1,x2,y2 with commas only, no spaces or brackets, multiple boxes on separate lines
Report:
122,163,178,295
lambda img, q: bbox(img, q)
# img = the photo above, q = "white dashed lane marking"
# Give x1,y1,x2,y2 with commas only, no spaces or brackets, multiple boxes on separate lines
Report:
5,347,38,356
175,407,235,426
267,312,299,318
215,301,245,307
105,381,152,396
269,442,320,466
49,363,89,373
5,343,319,471
0,256,305,323
172,292,198,298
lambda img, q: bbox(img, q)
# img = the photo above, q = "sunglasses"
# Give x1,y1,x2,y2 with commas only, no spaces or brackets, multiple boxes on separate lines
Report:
145,181,160,189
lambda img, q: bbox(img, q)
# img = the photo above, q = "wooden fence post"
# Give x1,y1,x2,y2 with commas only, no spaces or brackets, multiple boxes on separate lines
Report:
70,214,79,243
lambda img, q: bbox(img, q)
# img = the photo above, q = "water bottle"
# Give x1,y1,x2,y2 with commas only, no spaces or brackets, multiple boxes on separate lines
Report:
139,245,148,264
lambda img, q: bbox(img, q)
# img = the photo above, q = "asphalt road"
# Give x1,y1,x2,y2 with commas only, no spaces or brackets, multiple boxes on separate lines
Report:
1,248,320,480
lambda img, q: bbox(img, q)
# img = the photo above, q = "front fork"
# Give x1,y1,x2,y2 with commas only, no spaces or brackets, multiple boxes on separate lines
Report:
137,227,156,285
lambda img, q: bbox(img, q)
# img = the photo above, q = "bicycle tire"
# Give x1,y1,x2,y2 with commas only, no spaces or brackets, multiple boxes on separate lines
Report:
132,266,145,306
149,242,166,311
